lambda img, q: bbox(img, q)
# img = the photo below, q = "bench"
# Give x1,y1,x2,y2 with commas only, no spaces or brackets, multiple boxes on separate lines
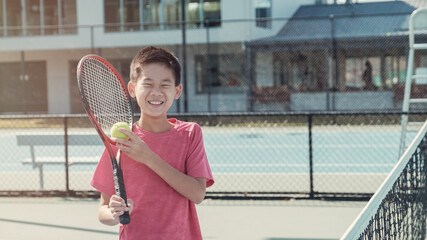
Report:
17,134,103,190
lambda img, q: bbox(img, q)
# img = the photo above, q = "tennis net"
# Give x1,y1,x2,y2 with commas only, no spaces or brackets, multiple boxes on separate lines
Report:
341,120,427,240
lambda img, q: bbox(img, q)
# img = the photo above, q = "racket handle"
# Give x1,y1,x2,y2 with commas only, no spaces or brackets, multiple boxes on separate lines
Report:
120,211,131,225
113,162,131,225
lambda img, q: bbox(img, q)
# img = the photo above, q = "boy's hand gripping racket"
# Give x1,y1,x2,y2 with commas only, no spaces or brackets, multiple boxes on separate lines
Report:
77,55,133,225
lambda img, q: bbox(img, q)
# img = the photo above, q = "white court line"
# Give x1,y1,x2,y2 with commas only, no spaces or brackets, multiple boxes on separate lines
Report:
207,144,306,149
207,144,397,149
210,163,395,167
1,163,395,167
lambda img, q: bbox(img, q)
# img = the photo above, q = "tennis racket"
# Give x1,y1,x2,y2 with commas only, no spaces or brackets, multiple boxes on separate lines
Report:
77,54,133,225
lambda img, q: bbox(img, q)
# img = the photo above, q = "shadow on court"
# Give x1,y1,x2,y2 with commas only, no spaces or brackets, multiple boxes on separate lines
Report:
0,198,365,240
0,218,117,235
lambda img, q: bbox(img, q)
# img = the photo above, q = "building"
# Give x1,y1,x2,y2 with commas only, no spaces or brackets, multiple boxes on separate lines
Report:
0,0,313,114
1,0,425,115
247,0,427,111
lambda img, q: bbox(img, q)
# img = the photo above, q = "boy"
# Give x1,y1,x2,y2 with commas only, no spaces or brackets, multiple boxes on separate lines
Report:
91,46,214,239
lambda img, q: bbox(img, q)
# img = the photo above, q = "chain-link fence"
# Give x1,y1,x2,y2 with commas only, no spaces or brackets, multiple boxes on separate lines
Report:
1,4,427,202
2,11,427,115
1,112,426,200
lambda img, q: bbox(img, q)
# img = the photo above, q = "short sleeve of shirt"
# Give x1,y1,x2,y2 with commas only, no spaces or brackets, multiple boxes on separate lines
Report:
185,123,214,188
91,148,116,196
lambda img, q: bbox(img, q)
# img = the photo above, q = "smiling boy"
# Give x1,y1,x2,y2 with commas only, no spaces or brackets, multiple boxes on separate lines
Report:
91,46,214,240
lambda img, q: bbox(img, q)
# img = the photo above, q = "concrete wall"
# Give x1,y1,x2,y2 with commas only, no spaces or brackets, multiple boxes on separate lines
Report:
291,91,395,111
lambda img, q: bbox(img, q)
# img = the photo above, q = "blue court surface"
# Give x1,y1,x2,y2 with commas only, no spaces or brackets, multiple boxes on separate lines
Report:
0,126,416,175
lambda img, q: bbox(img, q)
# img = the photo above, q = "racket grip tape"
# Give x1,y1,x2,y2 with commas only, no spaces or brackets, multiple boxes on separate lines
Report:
120,211,131,225
113,166,131,225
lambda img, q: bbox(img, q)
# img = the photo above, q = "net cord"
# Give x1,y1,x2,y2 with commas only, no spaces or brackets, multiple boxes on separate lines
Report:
340,120,427,240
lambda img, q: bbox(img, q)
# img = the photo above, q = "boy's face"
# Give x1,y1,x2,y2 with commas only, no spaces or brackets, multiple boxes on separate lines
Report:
128,63,182,118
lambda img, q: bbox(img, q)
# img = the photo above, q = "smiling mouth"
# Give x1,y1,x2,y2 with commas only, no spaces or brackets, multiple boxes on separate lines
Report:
148,100,164,105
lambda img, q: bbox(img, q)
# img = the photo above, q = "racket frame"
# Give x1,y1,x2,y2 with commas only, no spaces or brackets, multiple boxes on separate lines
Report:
77,54,133,225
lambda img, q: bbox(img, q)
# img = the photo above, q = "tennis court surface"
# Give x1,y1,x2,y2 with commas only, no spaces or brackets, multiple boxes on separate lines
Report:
1,114,427,239
0,197,364,240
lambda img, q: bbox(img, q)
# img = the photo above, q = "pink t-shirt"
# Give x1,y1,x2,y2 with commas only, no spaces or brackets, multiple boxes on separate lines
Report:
91,119,214,240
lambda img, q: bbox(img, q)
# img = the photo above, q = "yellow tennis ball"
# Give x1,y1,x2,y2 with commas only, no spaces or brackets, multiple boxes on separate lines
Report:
110,122,131,140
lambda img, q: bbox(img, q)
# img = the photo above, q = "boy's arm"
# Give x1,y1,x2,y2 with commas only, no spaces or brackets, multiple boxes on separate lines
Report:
114,129,207,204
98,192,133,225
144,153,207,204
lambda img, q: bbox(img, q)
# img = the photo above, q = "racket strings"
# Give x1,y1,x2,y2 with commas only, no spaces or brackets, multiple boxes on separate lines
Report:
80,58,132,136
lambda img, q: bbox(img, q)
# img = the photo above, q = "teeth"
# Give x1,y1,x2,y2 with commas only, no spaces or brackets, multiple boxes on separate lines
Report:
149,101,163,105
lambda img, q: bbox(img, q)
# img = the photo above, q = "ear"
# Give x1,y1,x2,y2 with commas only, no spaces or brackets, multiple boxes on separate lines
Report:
128,81,136,98
174,84,183,100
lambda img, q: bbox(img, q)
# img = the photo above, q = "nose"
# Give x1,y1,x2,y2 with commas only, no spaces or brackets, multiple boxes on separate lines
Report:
150,87,163,96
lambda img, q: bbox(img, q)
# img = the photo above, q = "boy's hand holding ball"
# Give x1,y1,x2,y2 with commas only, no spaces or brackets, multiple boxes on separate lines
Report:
111,122,131,140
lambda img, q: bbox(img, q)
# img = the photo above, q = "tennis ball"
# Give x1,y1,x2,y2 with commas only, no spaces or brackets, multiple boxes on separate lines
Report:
110,122,131,140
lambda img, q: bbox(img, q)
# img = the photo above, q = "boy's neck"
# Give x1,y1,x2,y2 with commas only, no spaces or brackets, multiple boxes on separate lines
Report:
137,116,173,133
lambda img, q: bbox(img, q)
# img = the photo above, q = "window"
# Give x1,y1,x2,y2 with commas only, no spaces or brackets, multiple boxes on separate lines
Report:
290,53,317,92
26,0,41,36
385,55,406,87
143,0,160,30
185,0,221,28
0,0,3,37
273,57,287,86
186,0,201,28
164,0,180,29
0,61,47,113
255,0,271,28
345,57,381,90
195,53,246,94
104,0,221,32
203,0,220,27
5,0,22,36
0,0,77,37
61,0,77,34
416,55,427,85
421,55,427,68
44,0,59,34
124,0,140,31
105,0,121,32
